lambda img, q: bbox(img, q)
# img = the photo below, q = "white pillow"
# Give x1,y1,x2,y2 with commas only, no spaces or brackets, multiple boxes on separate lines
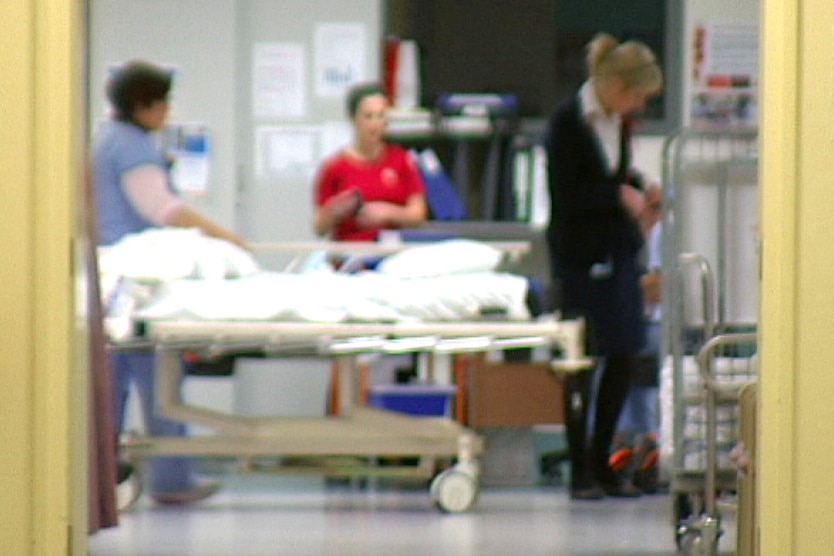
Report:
99,227,260,282
376,239,503,278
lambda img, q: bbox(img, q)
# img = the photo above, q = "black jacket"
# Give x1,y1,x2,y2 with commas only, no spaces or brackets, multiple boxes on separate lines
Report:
544,94,645,271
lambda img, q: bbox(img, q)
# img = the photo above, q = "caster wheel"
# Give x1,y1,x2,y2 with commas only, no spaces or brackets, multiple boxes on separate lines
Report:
677,529,703,555
430,468,478,513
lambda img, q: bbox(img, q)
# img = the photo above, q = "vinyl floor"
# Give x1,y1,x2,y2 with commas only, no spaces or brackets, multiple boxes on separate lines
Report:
89,473,738,556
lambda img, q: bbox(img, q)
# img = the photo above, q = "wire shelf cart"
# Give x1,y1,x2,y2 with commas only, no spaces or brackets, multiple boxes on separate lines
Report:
660,127,759,555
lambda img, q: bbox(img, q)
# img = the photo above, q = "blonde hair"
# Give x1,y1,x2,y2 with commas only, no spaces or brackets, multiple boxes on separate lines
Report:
586,33,663,93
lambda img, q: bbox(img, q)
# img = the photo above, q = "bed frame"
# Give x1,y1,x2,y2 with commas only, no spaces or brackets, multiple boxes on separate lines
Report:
117,316,592,512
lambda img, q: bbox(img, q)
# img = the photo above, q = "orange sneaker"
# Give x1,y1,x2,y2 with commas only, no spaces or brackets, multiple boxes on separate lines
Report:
608,447,633,472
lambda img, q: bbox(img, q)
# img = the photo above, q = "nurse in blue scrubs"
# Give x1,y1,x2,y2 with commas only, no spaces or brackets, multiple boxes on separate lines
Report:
94,60,247,504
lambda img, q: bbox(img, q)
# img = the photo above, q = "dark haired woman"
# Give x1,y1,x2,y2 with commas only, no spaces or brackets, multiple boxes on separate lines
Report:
93,59,246,505
313,82,427,241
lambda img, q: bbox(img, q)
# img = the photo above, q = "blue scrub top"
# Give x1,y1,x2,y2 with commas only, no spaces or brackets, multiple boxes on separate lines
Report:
93,120,172,246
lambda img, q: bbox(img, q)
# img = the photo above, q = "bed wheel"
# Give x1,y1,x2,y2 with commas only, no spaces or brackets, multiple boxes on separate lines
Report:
430,465,479,513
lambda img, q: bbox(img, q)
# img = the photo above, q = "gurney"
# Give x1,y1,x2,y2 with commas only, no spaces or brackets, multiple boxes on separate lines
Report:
104,231,591,512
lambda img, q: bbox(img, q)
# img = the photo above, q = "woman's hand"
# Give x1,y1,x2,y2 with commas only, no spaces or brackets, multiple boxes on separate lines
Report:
621,183,662,236
353,194,428,231
354,201,392,229
640,269,662,304
639,184,663,236
326,189,363,224
620,184,646,220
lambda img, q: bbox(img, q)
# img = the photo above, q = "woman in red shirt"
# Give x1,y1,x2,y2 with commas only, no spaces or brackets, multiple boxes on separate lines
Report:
314,82,427,241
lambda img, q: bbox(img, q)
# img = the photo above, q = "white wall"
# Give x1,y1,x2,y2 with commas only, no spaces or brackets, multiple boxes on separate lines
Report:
88,0,239,228
232,0,381,257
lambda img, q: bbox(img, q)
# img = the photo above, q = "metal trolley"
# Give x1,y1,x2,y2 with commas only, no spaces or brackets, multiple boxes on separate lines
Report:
660,127,759,554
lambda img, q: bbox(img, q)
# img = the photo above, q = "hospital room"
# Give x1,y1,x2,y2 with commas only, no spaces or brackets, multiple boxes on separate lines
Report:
20,0,834,555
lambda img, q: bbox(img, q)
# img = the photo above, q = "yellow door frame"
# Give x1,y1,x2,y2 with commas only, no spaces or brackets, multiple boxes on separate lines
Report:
2,0,834,554
760,0,834,553
0,1,85,554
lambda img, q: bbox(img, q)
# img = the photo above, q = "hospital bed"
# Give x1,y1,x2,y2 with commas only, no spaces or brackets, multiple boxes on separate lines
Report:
104,232,592,512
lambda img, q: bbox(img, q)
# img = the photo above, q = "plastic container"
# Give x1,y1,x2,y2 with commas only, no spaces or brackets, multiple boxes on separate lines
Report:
368,384,457,417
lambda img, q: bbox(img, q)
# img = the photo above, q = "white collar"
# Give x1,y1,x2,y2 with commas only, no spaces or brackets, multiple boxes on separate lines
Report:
579,79,621,127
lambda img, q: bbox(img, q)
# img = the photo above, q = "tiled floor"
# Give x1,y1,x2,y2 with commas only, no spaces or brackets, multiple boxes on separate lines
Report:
89,473,738,555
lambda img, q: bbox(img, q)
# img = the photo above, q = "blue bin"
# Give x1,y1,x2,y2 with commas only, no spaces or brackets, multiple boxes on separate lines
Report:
368,384,457,417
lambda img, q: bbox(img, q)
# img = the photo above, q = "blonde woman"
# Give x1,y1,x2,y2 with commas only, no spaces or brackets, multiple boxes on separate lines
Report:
544,33,663,500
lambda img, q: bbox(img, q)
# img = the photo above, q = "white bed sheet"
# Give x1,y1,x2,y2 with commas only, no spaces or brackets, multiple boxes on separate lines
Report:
99,229,533,340
134,270,531,324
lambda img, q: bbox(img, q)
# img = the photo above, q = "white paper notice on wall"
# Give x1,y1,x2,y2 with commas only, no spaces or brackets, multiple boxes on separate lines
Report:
693,22,758,88
691,22,759,129
255,125,318,179
162,123,212,195
252,42,306,119
314,22,367,98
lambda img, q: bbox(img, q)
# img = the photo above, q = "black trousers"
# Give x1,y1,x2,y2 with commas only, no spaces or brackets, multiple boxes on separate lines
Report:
563,355,636,487
555,255,644,488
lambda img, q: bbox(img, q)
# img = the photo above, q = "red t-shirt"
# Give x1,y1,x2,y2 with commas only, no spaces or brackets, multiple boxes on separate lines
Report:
314,145,425,241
